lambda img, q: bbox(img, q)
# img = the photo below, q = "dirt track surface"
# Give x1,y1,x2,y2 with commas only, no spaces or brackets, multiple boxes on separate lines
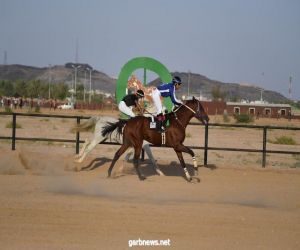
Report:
0,144,300,250
1,109,300,249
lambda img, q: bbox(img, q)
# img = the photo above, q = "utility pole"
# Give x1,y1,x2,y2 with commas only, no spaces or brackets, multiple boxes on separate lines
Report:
86,67,93,104
289,75,292,99
48,64,52,99
84,69,87,103
75,38,79,63
187,71,191,97
71,64,81,99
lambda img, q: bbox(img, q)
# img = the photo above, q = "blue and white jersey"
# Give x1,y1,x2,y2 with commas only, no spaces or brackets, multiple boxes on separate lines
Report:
157,83,182,106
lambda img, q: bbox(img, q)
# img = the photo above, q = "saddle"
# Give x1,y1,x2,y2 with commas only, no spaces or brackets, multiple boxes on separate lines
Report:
148,113,169,133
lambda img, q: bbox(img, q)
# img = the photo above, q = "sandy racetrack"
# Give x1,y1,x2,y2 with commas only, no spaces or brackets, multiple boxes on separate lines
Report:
0,142,300,250
1,109,300,249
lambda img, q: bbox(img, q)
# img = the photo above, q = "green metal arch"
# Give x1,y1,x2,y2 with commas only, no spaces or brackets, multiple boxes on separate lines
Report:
116,57,173,111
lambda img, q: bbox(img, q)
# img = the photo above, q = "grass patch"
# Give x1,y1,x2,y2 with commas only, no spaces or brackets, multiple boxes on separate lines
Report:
234,114,254,123
270,136,296,145
291,162,300,168
61,118,69,123
35,106,41,113
5,121,22,129
293,154,300,161
4,106,12,113
223,113,231,123
221,127,236,131
186,133,191,138
40,118,50,122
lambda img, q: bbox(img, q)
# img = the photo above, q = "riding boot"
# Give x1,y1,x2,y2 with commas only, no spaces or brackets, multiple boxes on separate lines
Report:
156,120,165,133
156,113,165,133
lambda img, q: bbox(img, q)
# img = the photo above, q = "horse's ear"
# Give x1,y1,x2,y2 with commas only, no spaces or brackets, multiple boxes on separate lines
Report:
192,96,196,100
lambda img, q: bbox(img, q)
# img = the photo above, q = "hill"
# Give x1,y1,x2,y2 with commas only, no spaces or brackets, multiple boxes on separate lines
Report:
150,72,289,103
0,64,289,103
0,64,116,95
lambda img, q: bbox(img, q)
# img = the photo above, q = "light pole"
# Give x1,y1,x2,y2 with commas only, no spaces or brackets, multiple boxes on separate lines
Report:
289,75,292,99
84,69,87,103
187,71,191,97
86,67,93,104
48,64,52,99
71,64,81,99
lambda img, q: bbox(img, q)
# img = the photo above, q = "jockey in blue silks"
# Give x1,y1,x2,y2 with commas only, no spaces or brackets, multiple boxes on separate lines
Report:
151,76,183,132
152,76,183,115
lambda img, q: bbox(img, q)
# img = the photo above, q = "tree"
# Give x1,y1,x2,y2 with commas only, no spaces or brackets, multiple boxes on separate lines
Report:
14,80,27,97
52,83,69,100
0,80,14,96
26,80,42,98
76,83,84,100
211,85,227,101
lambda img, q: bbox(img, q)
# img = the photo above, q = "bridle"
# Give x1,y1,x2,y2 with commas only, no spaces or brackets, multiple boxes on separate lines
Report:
173,100,207,126
174,100,204,117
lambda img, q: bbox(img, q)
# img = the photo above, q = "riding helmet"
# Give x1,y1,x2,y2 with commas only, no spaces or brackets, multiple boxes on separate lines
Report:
172,76,182,85
136,89,145,98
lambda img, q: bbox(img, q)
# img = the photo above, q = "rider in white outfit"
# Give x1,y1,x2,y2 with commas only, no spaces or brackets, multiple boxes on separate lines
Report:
118,89,144,118
151,76,183,132
151,76,183,114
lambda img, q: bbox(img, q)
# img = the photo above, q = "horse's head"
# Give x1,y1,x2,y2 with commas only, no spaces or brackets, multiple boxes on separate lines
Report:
184,97,209,125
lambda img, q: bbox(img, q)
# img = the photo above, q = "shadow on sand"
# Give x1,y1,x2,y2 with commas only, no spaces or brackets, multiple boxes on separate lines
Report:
81,157,112,171
80,157,218,181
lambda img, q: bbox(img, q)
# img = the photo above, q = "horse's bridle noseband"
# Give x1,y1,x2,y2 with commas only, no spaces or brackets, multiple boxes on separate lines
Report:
183,101,206,121
173,100,207,125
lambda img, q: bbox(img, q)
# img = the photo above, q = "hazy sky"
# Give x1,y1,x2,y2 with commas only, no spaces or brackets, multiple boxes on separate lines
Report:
1,0,299,99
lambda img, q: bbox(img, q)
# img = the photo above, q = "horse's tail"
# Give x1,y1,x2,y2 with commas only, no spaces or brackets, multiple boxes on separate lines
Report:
101,119,127,139
71,116,99,133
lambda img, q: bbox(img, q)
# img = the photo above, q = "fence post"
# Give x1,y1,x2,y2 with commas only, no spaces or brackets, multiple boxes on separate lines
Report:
204,123,209,165
262,127,267,168
76,117,80,154
12,113,16,150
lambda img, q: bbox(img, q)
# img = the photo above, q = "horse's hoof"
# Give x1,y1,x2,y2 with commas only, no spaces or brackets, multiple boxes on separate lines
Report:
75,166,82,172
190,177,200,183
139,176,146,181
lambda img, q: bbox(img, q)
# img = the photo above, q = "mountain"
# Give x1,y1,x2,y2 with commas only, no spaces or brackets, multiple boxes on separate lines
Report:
0,64,289,103
0,63,116,94
150,72,289,103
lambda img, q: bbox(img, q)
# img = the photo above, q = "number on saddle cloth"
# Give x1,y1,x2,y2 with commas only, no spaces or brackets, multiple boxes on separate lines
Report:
148,114,170,130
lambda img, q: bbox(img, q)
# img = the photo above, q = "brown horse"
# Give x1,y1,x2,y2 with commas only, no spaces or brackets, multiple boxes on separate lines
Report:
102,97,209,182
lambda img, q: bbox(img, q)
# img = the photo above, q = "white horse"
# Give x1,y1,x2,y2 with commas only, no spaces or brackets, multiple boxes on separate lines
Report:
72,115,164,176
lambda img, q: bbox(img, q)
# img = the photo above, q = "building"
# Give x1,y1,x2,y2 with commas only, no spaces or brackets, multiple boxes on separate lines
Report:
200,100,292,118
226,101,291,118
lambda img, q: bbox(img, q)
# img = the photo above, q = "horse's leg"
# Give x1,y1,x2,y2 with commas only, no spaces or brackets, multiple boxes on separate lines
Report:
174,150,192,182
142,143,164,176
174,144,199,176
125,147,133,161
108,144,130,178
74,138,89,160
133,144,146,181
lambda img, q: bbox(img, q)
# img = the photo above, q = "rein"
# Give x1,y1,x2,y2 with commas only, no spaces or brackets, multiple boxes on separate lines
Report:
183,104,196,114
172,101,205,128
173,103,198,114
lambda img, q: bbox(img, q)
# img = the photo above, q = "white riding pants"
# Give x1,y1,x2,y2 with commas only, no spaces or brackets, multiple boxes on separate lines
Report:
151,88,163,115
118,101,135,117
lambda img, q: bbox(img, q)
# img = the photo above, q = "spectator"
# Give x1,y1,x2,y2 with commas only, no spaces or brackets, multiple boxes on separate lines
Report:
19,98,23,109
